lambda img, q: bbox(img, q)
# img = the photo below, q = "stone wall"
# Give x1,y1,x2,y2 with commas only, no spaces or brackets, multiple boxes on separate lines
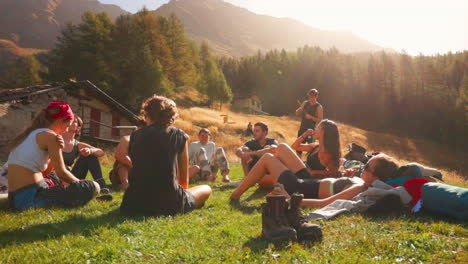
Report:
0,89,68,158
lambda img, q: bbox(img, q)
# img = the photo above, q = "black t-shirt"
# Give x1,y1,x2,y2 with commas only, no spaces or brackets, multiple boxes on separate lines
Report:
120,124,189,217
299,102,321,133
244,137,279,169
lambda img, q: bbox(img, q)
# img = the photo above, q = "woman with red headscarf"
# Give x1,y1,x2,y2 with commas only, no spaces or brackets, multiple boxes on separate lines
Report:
7,102,100,210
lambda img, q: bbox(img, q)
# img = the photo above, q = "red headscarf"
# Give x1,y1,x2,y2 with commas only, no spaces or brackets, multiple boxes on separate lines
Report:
44,102,75,120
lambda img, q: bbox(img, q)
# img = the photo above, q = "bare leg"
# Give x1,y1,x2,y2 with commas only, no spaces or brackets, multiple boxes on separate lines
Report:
275,143,307,173
258,174,275,188
231,154,288,200
187,185,212,208
236,147,252,177
240,158,250,177
189,165,201,179
118,166,129,190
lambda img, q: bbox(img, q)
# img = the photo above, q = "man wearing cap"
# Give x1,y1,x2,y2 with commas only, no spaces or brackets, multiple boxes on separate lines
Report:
188,128,230,182
295,89,323,157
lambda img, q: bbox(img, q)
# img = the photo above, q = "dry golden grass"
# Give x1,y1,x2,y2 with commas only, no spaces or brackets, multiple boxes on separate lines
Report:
177,106,468,185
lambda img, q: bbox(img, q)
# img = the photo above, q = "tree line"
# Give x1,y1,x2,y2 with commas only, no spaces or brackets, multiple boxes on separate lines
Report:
1,10,466,149
0,10,232,110
218,47,468,148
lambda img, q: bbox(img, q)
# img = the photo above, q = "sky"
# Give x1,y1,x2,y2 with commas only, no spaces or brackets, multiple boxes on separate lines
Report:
99,0,468,55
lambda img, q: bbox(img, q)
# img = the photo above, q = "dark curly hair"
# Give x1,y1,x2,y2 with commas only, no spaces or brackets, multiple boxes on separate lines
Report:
140,95,178,127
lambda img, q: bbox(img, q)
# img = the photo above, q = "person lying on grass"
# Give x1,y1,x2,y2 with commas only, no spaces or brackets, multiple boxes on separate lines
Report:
291,119,342,179
231,153,399,209
120,95,212,217
7,102,100,211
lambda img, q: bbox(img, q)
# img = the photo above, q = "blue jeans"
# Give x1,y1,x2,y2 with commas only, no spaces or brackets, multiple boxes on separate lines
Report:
9,180,97,211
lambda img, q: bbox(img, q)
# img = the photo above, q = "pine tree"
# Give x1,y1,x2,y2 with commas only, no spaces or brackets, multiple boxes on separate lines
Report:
198,42,232,106
47,12,114,91
19,55,43,87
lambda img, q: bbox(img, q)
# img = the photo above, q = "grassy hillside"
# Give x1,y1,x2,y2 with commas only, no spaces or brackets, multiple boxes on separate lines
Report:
0,169,466,263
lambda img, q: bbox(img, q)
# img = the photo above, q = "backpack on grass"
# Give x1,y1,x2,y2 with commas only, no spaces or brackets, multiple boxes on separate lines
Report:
421,182,468,220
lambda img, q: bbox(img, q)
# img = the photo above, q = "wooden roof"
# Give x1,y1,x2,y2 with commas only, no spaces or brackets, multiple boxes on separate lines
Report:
0,80,139,124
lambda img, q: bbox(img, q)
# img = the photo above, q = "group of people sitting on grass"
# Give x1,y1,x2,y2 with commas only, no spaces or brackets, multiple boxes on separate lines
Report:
1,91,467,220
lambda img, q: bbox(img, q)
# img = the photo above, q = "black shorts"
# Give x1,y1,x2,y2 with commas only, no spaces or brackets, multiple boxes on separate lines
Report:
8,180,97,211
278,169,320,199
120,185,196,217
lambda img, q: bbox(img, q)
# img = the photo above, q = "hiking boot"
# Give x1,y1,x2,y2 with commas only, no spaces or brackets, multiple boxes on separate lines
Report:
96,178,108,189
287,193,323,241
100,188,111,194
261,195,297,242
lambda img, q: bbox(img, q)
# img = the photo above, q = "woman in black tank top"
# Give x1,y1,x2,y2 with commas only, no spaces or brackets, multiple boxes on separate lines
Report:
292,120,341,178
305,145,326,171
120,95,212,217
57,116,107,188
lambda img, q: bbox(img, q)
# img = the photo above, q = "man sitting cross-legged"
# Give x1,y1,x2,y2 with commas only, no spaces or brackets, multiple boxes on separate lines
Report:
236,122,279,177
189,128,231,183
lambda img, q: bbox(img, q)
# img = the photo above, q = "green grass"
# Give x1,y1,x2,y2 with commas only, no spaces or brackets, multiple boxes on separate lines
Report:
0,165,466,263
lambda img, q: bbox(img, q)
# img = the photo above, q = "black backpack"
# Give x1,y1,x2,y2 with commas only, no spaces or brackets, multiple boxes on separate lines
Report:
344,143,369,163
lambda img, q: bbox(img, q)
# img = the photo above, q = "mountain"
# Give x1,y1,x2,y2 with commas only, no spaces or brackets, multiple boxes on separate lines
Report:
0,0,388,57
153,0,388,57
0,0,127,49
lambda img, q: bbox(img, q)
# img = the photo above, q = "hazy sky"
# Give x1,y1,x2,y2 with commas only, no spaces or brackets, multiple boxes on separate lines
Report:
99,0,468,55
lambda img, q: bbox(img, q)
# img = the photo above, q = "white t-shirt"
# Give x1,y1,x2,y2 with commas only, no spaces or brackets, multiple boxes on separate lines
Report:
188,141,216,164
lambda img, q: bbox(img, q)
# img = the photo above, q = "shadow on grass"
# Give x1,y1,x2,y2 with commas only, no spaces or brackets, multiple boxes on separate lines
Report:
243,236,322,253
229,199,259,214
363,210,468,228
244,188,270,202
213,182,241,191
0,209,149,248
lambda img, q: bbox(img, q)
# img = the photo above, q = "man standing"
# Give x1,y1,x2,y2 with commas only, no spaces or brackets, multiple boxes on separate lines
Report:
236,122,279,176
189,128,231,182
295,89,323,157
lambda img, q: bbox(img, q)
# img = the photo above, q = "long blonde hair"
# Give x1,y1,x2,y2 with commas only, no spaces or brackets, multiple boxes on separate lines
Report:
10,107,65,150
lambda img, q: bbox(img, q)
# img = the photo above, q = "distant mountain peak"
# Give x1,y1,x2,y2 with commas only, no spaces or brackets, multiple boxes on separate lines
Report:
0,0,127,49
155,0,387,57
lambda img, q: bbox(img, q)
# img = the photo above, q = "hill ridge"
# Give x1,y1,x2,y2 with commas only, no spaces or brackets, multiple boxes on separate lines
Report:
154,0,389,57
0,0,127,49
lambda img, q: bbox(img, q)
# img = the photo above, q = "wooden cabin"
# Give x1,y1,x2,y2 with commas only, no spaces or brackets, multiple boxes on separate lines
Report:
232,94,268,115
0,81,139,158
